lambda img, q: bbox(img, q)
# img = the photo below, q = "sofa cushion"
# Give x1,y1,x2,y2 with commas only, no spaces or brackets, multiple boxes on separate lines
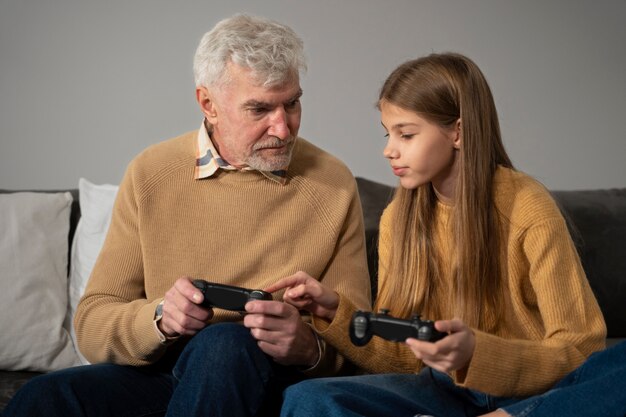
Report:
68,178,118,364
0,192,81,371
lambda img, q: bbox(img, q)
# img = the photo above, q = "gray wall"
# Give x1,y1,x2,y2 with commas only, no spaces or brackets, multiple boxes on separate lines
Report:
1,0,624,190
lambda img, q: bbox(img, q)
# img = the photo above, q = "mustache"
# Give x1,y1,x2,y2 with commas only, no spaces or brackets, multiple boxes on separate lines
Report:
253,136,295,150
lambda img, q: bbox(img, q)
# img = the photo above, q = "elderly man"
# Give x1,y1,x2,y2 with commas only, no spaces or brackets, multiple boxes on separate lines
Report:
3,14,371,417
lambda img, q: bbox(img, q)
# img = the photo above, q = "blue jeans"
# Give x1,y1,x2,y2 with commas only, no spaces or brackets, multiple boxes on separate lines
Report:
280,341,626,417
501,340,626,417
2,323,304,417
280,367,522,417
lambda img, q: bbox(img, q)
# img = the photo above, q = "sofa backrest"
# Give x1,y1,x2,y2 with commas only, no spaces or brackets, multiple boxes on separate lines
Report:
3,183,626,338
552,189,626,338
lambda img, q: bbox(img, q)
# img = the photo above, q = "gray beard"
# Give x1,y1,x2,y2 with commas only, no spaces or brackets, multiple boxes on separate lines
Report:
247,139,295,171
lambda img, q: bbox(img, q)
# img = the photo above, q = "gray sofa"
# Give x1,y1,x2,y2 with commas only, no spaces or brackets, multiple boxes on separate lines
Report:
1,178,625,411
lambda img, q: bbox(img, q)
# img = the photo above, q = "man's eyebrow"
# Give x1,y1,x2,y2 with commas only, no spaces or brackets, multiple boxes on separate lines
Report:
242,89,303,109
291,89,303,101
242,99,269,109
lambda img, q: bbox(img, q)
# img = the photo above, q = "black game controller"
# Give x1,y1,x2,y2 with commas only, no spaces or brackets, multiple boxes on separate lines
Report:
349,310,446,346
191,279,272,312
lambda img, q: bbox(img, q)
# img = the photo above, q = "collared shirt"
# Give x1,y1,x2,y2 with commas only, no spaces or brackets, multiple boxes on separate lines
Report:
194,122,288,185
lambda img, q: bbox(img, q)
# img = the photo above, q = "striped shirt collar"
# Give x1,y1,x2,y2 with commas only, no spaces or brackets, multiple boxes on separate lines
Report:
194,121,288,185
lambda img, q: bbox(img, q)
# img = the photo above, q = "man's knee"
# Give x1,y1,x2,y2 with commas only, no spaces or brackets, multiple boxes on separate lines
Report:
5,364,172,417
186,323,257,355
17,371,69,397
3,367,92,415
16,364,133,398
173,323,264,380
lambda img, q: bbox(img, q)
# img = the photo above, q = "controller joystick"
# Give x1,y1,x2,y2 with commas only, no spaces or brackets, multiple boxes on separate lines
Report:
352,314,369,340
349,310,446,346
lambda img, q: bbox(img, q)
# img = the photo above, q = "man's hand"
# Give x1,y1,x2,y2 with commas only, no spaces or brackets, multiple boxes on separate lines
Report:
243,299,319,367
158,276,214,338
405,319,475,373
264,271,339,321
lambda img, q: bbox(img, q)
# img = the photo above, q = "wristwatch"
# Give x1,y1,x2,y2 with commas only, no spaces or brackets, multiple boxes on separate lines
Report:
155,300,165,321
153,300,178,345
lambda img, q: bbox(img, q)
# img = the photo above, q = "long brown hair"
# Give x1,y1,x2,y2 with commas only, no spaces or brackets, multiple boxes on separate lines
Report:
374,53,513,331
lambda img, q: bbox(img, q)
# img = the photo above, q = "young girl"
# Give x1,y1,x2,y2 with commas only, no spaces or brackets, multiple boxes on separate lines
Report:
265,53,611,416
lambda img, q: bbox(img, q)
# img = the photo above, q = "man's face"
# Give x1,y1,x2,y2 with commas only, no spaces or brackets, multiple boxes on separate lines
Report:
198,63,302,171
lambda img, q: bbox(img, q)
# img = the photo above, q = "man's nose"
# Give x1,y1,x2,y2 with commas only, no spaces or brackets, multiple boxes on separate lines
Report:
268,108,290,140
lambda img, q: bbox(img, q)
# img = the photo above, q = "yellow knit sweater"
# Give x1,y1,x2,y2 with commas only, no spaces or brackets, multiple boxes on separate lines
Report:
74,131,372,375
314,167,606,397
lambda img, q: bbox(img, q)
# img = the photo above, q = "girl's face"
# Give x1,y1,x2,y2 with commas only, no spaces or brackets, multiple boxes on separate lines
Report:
380,101,461,202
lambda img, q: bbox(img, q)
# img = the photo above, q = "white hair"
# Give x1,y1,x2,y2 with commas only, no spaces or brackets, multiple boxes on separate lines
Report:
193,14,307,88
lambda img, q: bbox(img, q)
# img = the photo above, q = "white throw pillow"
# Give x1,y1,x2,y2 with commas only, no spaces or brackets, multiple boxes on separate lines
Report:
0,192,81,371
67,178,118,364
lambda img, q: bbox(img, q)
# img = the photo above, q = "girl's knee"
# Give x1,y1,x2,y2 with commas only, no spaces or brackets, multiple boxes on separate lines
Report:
284,378,342,404
282,380,332,416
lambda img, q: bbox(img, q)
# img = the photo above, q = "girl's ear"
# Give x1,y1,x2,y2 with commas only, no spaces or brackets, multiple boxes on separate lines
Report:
452,118,462,150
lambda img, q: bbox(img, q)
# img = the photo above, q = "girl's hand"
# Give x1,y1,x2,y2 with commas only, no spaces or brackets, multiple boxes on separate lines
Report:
264,271,340,321
405,318,475,373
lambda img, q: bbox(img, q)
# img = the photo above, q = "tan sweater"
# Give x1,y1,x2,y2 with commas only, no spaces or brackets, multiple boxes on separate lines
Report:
314,167,606,397
74,131,372,376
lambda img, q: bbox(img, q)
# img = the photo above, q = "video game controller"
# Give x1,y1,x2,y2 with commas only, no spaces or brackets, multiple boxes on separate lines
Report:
191,279,272,312
349,310,446,346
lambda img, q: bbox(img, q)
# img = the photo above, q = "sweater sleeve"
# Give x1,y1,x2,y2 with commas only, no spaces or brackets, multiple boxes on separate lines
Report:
74,162,167,365
459,215,606,397
312,202,423,375
305,177,374,376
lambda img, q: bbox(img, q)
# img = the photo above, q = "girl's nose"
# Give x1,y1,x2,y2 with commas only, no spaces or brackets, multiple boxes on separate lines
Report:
383,140,398,159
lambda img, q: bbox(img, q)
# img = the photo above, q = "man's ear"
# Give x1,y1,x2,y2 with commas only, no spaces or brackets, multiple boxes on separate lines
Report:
196,86,218,124
452,118,462,150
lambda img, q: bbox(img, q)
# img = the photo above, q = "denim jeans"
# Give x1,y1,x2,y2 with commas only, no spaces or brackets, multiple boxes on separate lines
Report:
502,340,626,417
280,367,522,417
0,362,172,417
281,341,626,417
2,323,304,417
